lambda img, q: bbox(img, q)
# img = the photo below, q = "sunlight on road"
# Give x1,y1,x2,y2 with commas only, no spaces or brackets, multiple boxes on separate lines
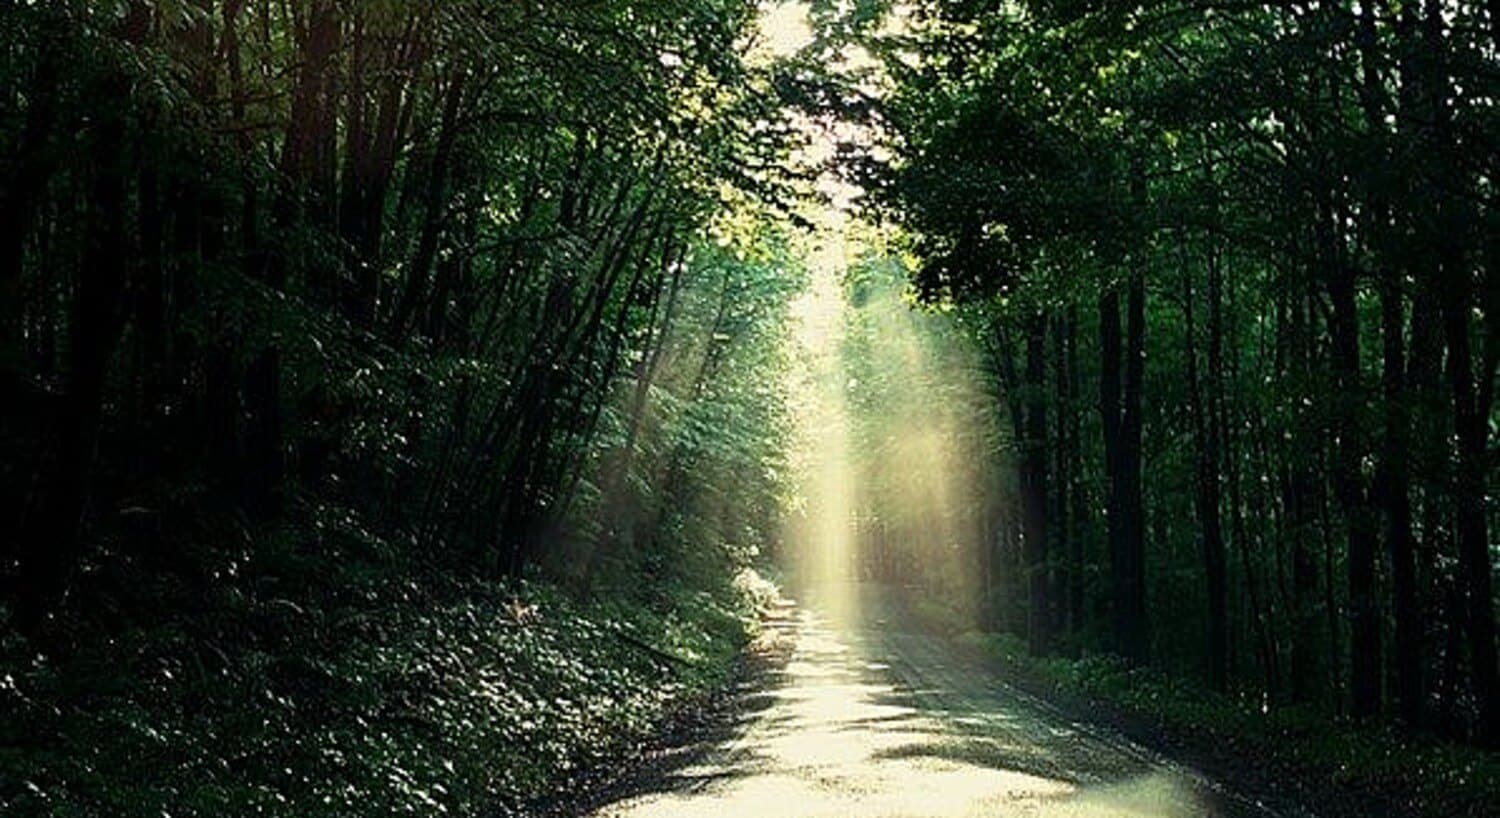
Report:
589,594,1227,818
585,7,1263,816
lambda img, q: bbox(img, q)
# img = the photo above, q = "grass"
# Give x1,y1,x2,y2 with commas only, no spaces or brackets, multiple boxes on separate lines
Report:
951,628,1500,818
0,519,770,818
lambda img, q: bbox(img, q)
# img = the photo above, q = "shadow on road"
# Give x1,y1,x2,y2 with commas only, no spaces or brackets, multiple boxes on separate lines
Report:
583,584,1285,818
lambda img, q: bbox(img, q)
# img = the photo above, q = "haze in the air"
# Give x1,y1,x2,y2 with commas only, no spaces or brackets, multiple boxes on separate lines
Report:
2,1,1496,817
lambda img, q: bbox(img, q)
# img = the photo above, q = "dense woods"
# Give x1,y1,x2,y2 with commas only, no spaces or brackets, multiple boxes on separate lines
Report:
1,0,798,633
0,2,807,813
849,0,1498,744
3,0,1498,814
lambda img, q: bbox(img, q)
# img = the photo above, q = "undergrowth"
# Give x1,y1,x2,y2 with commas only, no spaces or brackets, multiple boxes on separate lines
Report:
890,586,1499,816
0,508,767,818
954,629,1500,818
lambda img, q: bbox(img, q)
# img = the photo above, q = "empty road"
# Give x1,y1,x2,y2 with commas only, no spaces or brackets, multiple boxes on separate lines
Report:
587,584,1300,818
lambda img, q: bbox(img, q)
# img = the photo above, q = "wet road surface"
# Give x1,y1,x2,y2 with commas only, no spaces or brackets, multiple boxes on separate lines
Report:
588,584,1300,818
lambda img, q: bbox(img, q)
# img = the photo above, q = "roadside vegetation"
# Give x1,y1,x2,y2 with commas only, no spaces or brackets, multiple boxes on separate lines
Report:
962,627,1500,818
2,571,775,817
3,0,1496,815
1,2,804,815
815,0,1500,752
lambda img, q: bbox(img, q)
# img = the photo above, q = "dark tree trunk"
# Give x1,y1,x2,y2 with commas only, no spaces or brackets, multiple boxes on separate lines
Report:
13,41,137,636
1065,306,1087,639
1282,291,1320,705
1185,260,1228,692
1422,0,1499,747
1023,312,1050,655
1326,211,1382,720
1100,255,1148,663
1442,281,1499,745
1380,270,1423,725
394,71,466,339
1234,297,1277,698
1362,0,1424,727
245,0,340,512
135,158,166,415
1120,256,1149,661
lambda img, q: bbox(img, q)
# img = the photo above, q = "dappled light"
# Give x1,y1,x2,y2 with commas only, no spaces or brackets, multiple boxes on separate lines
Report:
594,589,1234,818
3,0,1496,815
754,1,815,60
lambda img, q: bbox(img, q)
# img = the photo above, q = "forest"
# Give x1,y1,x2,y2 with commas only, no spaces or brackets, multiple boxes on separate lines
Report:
851,0,1499,742
0,1,1496,817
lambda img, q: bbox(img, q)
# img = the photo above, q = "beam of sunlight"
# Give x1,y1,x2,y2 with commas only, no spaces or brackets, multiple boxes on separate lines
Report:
840,254,1002,632
784,224,859,625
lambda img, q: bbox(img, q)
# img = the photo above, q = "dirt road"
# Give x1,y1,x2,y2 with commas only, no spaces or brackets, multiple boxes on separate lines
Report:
587,584,1304,818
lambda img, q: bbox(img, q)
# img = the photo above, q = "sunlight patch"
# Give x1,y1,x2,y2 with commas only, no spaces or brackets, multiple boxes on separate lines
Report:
756,1,814,59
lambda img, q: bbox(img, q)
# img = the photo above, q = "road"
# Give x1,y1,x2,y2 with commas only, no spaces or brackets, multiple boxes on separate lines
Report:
587,583,1302,818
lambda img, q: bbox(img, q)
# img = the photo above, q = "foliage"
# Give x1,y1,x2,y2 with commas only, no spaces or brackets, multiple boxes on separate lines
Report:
847,0,1500,745
0,558,766,817
959,628,1500,818
0,1,809,814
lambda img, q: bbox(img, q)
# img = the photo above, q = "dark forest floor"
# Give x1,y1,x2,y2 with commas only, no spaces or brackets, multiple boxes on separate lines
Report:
0,532,774,818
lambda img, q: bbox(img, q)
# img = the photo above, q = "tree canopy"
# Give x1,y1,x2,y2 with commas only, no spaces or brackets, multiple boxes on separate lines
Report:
854,0,1498,740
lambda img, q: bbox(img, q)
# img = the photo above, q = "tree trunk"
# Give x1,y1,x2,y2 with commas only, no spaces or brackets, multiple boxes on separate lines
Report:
1380,268,1423,725
1065,306,1087,639
1423,0,1499,747
13,38,137,636
1120,253,1149,661
1443,283,1499,744
1281,290,1320,704
1326,210,1382,719
1023,312,1050,655
1185,261,1228,691
1100,254,1148,663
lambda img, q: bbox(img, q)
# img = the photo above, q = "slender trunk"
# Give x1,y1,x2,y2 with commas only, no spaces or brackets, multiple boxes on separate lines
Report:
1381,269,1423,724
135,158,166,415
1360,0,1424,727
1185,261,1228,691
1099,286,1127,659
1120,248,1149,661
1284,291,1320,704
1050,312,1070,639
1327,207,1381,719
1238,301,1278,698
1065,307,1086,639
1023,313,1050,654
394,71,466,338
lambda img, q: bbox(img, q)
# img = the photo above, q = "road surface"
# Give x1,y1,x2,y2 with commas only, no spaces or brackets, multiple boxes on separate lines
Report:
587,584,1302,818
